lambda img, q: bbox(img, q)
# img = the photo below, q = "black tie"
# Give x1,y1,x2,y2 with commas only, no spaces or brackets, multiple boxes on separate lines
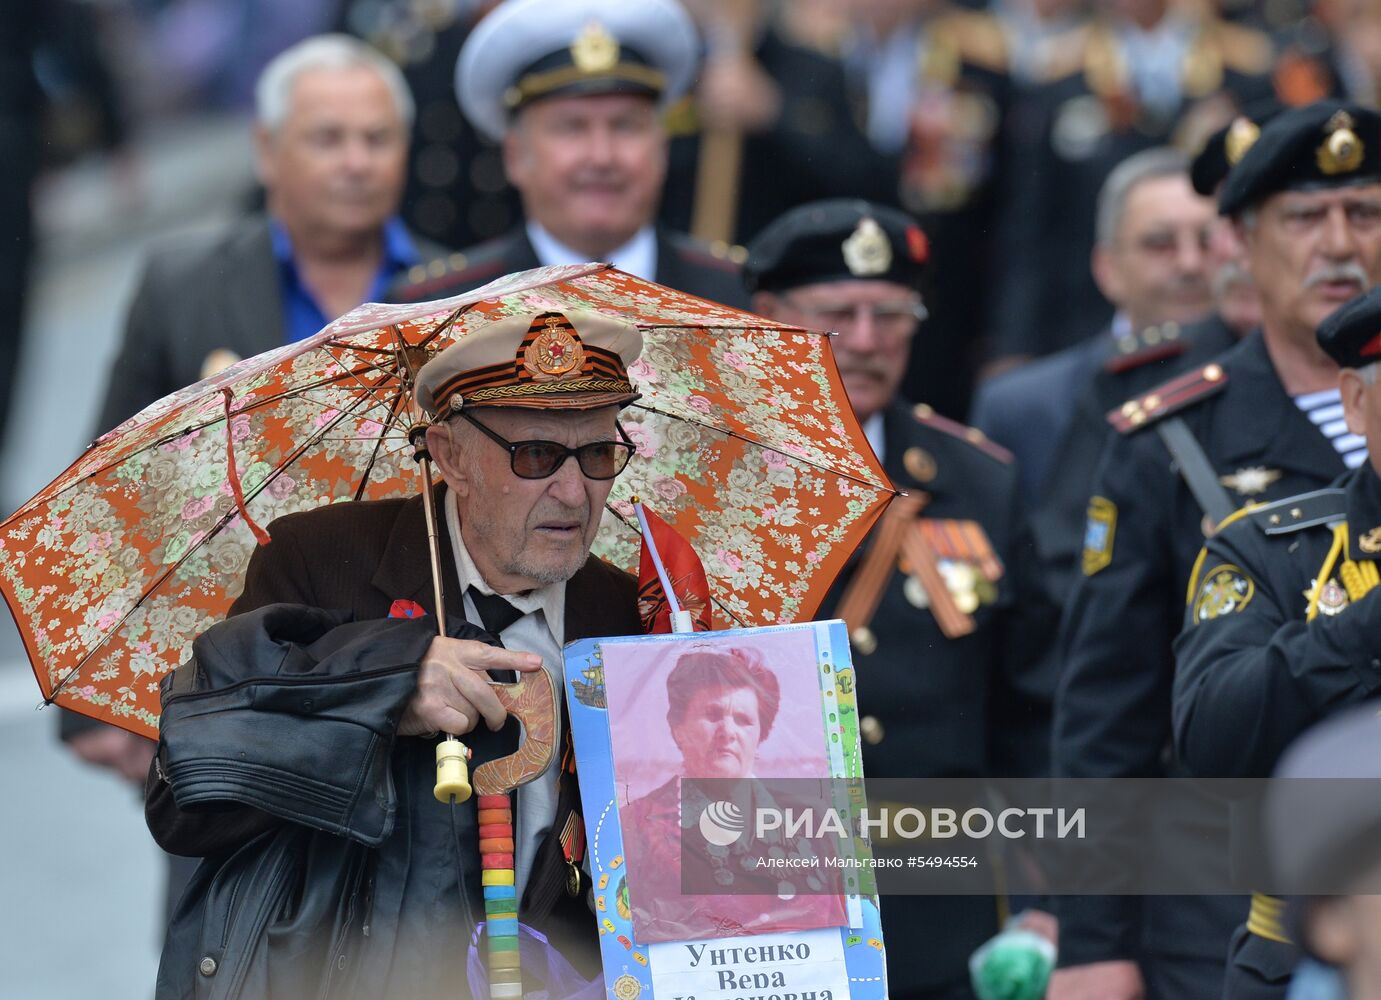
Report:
467,586,524,682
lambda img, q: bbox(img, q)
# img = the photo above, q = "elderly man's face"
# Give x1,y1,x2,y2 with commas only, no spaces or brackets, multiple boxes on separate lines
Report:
1240,185,1381,343
256,66,408,244
753,279,919,423
504,93,668,258
671,684,764,779
1092,173,1216,331
431,405,619,592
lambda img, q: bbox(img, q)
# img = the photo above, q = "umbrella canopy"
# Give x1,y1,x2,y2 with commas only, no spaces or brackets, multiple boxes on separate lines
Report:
0,264,894,738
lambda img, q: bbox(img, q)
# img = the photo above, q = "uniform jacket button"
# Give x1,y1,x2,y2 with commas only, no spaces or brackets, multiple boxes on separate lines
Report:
199,957,217,977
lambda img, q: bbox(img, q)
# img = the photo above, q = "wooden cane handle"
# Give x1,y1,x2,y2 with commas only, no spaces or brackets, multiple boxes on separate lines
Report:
472,670,559,796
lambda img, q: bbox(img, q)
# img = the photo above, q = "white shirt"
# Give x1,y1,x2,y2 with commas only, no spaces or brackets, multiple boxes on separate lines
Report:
863,412,886,465
526,221,659,281
444,489,566,901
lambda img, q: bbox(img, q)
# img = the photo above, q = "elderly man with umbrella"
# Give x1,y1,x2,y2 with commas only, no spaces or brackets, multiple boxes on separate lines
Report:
145,310,645,996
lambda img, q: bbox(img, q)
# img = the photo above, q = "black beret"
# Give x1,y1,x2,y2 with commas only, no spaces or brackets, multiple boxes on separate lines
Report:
743,200,929,295
1190,102,1282,197
1316,285,1381,368
1219,101,1381,216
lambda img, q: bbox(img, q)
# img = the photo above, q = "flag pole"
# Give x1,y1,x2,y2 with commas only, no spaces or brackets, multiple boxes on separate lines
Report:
634,498,695,634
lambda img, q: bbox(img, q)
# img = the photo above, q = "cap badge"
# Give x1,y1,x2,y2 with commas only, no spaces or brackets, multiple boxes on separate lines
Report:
841,218,892,277
523,315,585,380
571,20,619,74
1224,116,1260,166
1318,110,1364,176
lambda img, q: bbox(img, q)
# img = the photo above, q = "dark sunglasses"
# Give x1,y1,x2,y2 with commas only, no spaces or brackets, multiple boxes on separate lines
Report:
459,411,637,480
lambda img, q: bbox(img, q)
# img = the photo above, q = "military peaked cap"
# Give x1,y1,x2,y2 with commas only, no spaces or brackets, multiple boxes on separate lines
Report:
455,0,698,141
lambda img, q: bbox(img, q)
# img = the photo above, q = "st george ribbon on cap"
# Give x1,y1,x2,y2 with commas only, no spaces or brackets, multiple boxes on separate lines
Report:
414,309,644,416
1316,285,1381,369
1218,101,1381,216
454,0,698,141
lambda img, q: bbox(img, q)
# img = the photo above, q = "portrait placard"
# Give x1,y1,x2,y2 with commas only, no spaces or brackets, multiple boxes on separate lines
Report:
563,620,887,1000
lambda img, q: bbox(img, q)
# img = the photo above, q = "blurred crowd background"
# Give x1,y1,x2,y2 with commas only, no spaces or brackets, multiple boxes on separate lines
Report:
3,0,1379,995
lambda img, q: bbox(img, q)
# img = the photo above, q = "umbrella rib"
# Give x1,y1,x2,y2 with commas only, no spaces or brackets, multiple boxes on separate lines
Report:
73,364,400,485
353,386,412,501
601,502,749,629
47,388,389,702
637,323,825,336
627,402,898,494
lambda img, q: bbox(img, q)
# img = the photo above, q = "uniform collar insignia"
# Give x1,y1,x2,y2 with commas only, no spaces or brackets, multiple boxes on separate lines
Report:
1219,466,1282,497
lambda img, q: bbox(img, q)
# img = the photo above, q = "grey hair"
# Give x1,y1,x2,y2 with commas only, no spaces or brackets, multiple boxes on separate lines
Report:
1357,362,1379,384
1095,147,1192,248
255,34,415,132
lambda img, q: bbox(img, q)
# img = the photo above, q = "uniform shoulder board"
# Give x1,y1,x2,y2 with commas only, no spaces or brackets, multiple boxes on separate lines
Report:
1241,488,1348,535
673,237,746,273
1106,361,1228,433
393,249,506,303
912,403,1014,463
1103,321,1190,374
929,11,1008,74
1207,20,1274,76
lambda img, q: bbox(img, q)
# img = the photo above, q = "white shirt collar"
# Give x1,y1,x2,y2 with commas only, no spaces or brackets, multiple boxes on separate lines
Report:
863,412,886,465
525,221,659,281
444,489,566,644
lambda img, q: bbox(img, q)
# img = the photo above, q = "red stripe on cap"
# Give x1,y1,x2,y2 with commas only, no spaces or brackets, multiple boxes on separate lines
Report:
1361,332,1381,358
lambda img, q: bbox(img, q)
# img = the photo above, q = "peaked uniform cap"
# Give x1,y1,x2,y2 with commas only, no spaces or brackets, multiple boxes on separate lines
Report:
455,0,698,141
415,309,644,415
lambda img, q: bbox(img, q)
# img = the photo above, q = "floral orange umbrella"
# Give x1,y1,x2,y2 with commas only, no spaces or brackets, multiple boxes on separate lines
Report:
0,263,895,738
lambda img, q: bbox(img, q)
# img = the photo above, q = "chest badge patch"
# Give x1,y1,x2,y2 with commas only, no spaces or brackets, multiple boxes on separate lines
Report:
1082,496,1117,576
1308,577,1351,616
1219,467,1282,497
1193,565,1255,623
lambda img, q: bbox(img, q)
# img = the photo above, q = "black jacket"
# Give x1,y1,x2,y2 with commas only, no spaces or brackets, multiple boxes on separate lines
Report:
1052,332,1343,971
1174,464,1381,778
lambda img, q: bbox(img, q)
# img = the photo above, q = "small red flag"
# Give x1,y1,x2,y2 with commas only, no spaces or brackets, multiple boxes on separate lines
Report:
635,503,713,634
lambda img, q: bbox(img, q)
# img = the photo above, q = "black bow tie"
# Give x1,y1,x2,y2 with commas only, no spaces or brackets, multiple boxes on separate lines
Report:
467,586,524,683
467,586,525,637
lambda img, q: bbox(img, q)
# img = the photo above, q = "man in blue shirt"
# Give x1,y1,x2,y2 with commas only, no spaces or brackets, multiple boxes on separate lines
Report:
93,33,430,435
69,32,433,903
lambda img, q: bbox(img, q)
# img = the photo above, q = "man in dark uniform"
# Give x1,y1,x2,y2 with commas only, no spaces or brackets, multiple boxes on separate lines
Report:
1174,286,1381,998
973,141,1243,609
986,0,1277,368
745,200,1058,1000
658,2,896,246
1051,101,1381,1000
392,0,749,310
